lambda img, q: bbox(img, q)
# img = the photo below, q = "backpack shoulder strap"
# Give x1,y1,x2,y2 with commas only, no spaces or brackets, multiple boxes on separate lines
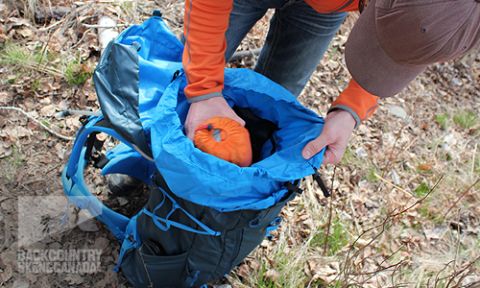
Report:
62,115,135,240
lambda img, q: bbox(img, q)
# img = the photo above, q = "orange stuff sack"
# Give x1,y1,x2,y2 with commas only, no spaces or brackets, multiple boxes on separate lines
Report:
194,117,252,167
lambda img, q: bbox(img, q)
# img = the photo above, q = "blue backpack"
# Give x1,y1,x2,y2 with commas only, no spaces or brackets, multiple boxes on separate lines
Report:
62,11,328,287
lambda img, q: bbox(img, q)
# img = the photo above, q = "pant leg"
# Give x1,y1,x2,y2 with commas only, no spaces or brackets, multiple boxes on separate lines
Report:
254,1,347,97
224,0,271,60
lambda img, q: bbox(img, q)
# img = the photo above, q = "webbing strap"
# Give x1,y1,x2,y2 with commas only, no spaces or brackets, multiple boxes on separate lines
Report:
285,180,302,194
62,116,140,240
265,216,282,240
142,187,221,236
313,171,331,197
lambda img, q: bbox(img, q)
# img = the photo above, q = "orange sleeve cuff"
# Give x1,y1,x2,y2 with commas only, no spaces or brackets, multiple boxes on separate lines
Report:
329,78,379,128
305,0,360,13
182,0,233,100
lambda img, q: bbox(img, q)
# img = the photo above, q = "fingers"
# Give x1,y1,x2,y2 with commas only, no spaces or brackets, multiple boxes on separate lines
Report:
233,114,246,126
185,97,245,140
302,134,328,160
323,148,338,164
185,113,197,140
185,122,194,140
303,140,341,164
186,126,195,140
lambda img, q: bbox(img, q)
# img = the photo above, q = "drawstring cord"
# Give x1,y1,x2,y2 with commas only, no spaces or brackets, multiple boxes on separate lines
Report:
306,160,331,198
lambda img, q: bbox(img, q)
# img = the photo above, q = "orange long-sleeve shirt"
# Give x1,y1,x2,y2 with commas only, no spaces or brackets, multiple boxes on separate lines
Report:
183,0,378,126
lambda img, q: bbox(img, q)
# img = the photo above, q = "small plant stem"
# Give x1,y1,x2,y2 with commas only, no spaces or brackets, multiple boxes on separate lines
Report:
444,255,480,288
373,172,414,197
454,210,461,270
83,23,128,29
442,178,480,218
381,124,407,178
338,175,443,286
322,166,337,256
472,143,477,175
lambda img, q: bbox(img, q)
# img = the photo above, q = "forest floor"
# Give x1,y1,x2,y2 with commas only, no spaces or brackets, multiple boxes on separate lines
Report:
0,1,479,287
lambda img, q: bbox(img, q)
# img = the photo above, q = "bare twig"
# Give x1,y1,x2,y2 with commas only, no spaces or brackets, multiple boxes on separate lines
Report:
433,259,456,288
390,175,443,218
356,259,406,277
83,23,128,29
454,210,462,270
472,143,478,175
442,178,480,218
373,172,414,197
381,123,408,178
323,166,337,256
0,106,73,141
351,249,407,287
38,17,67,31
338,175,444,286
444,255,480,288
348,198,361,234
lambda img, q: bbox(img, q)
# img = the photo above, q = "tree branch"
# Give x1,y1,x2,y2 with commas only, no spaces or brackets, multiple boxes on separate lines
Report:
0,106,73,141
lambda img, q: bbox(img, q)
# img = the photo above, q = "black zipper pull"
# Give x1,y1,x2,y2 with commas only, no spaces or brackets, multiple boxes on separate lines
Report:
171,70,181,82
313,171,331,198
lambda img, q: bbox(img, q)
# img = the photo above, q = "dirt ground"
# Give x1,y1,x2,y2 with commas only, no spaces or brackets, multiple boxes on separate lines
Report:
0,1,479,287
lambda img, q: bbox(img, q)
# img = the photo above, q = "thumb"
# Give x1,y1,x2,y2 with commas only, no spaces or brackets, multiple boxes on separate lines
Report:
185,118,197,140
233,114,246,126
302,134,329,160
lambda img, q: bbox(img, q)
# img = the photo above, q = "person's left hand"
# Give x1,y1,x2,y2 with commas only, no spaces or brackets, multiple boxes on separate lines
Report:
302,110,356,164
185,97,245,140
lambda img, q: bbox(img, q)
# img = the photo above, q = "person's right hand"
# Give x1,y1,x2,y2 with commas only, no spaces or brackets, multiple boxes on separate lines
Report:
185,97,245,140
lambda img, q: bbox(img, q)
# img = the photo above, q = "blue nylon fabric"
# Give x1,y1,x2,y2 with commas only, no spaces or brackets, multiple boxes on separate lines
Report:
115,15,183,133
106,16,325,211
62,118,131,240
102,143,156,185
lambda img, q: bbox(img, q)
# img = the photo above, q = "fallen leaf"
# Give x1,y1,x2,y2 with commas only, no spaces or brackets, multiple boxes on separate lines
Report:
39,104,57,116
236,264,250,279
310,262,340,285
17,27,34,38
0,126,33,140
0,141,13,159
0,91,13,105
417,163,433,171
